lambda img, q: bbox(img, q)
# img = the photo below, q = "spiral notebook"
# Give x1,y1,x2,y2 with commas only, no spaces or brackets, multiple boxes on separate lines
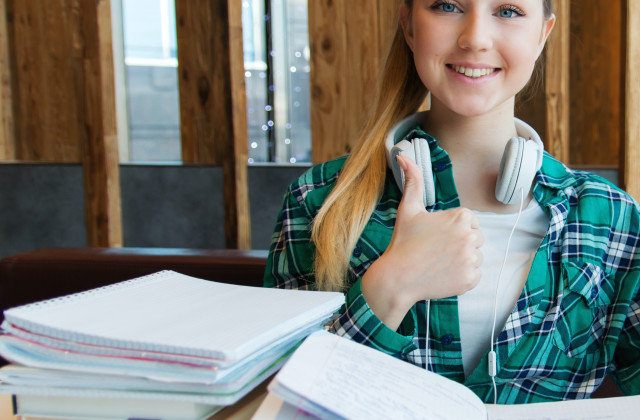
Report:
0,271,344,374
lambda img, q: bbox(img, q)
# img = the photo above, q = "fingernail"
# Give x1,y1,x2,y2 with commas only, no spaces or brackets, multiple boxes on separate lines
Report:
396,155,407,171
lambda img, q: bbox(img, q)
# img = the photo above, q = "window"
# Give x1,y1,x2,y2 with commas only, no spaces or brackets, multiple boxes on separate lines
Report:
112,0,311,164
114,0,180,163
243,0,312,164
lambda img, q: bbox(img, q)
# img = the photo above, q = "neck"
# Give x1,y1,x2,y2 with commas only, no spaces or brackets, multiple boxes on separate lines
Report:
424,99,518,164
423,99,530,213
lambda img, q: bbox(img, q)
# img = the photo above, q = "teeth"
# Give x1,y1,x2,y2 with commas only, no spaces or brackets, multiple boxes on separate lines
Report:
452,65,495,78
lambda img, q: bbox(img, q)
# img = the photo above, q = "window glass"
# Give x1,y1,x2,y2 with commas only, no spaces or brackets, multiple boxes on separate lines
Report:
243,0,270,163
116,0,311,164
243,0,311,164
121,0,181,162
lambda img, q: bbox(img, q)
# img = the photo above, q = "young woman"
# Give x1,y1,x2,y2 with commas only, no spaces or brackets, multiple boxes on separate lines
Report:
264,0,640,403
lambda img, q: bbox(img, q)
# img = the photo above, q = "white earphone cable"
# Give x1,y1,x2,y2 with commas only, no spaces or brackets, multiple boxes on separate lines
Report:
425,299,431,370
489,187,525,404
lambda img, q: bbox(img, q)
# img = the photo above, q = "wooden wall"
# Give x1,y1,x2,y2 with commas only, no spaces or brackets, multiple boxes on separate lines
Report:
3,0,85,162
624,0,640,199
308,0,400,163
569,0,625,166
0,0,638,249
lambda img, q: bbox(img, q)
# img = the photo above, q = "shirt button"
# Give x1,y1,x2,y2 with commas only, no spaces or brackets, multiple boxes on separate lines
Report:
434,162,447,172
352,247,362,258
441,334,453,345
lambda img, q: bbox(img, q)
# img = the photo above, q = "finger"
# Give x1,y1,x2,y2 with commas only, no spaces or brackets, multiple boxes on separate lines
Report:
396,155,427,214
474,249,483,267
455,208,480,230
468,210,480,230
473,229,484,248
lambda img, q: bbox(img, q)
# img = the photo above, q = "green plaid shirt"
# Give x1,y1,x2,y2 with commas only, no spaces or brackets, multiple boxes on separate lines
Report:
264,129,640,403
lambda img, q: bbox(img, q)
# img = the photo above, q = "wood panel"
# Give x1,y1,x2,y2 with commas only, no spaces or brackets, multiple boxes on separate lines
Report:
226,0,251,250
175,0,250,249
309,0,401,163
569,0,624,166
5,0,86,162
176,1,221,165
79,0,122,247
544,0,570,163
308,0,348,163
0,0,14,160
624,0,640,201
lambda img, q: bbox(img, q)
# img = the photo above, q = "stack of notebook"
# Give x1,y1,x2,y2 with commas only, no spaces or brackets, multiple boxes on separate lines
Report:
0,270,344,419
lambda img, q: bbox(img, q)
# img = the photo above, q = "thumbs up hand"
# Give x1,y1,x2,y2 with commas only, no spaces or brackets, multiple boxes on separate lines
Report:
361,155,484,330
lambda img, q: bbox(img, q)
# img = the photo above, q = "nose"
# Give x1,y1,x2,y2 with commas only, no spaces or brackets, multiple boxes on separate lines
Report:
457,12,493,51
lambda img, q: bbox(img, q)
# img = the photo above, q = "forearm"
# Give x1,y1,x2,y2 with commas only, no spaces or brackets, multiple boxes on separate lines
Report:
361,254,417,331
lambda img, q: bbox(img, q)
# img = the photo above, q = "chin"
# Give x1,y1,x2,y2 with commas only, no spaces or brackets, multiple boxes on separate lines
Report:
437,95,513,119
447,105,498,118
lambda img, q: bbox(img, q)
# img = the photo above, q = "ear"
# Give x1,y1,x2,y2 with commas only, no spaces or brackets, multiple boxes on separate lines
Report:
399,3,415,52
536,13,556,59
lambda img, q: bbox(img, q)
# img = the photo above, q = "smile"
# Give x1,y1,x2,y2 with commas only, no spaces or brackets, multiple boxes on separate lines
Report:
450,65,497,78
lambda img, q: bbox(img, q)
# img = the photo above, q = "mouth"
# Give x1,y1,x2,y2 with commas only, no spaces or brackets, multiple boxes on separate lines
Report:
448,64,497,78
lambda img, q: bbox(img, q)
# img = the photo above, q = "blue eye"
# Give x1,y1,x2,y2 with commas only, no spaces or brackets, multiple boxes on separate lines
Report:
431,1,461,13
497,6,524,18
498,9,515,18
442,3,458,13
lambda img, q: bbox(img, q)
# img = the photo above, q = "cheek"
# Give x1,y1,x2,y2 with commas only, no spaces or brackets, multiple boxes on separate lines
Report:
412,24,450,57
411,29,448,73
502,37,542,83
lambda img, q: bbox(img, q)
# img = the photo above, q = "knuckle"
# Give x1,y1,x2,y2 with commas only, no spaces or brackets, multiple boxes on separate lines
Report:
456,207,474,221
461,268,481,292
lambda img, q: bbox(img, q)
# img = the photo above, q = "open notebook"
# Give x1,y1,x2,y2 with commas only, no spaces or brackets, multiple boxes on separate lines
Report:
261,331,640,420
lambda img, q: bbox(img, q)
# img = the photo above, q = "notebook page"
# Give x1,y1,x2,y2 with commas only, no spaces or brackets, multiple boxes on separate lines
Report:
270,331,487,420
3,271,344,361
485,395,640,420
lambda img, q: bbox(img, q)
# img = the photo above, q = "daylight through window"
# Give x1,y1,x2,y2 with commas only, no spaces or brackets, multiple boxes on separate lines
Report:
113,0,311,165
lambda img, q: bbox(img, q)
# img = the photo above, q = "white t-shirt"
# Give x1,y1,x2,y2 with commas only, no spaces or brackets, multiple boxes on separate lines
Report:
457,199,548,378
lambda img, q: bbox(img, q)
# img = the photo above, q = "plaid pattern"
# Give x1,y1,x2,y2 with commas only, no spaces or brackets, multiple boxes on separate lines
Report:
264,129,640,403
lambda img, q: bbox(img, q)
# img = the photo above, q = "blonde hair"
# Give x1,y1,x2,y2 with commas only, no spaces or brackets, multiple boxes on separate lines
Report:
310,19,427,292
311,0,554,292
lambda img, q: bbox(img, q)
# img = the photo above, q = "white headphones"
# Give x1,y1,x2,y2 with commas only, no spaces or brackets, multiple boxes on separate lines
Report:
385,111,544,207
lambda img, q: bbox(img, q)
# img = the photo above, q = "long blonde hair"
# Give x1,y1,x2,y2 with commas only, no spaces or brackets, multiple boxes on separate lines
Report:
310,12,427,292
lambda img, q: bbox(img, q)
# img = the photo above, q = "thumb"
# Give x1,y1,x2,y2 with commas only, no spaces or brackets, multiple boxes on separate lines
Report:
396,155,427,214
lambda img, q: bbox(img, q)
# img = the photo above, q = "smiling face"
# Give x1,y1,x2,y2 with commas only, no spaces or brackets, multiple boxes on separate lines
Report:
401,0,555,118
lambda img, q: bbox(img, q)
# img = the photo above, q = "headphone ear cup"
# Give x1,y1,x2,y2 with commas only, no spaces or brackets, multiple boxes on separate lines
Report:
389,140,412,194
388,138,435,208
413,138,436,208
495,137,540,205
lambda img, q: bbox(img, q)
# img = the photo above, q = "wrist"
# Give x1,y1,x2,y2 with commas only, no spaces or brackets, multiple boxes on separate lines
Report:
361,256,416,330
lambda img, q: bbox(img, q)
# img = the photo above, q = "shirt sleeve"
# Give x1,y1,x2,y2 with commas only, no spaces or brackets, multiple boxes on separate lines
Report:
328,277,418,355
612,291,640,395
263,184,418,357
262,185,316,290
610,204,640,395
